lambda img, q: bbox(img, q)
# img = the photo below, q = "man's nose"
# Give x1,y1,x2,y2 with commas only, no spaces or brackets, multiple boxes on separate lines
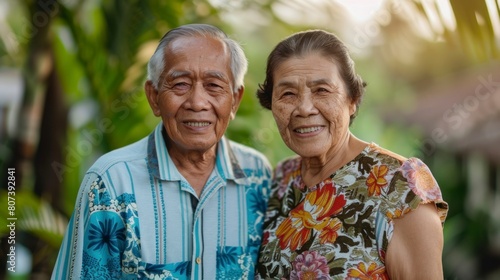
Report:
185,83,210,111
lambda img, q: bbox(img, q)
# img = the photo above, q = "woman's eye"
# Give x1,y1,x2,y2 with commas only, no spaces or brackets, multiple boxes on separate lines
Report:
282,91,294,96
317,87,329,93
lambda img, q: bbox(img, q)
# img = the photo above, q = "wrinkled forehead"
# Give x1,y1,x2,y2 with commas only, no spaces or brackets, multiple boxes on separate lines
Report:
167,35,228,56
273,51,343,78
158,36,233,86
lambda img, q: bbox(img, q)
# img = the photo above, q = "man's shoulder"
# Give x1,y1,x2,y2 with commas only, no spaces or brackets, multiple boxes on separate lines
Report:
227,140,270,166
226,140,272,185
87,136,149,175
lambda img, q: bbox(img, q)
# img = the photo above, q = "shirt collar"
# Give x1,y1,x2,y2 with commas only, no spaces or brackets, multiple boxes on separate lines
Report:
147,123,246,182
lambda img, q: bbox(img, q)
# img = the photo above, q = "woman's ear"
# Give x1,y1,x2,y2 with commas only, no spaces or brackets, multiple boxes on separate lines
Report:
349,98,357,117
145,80,161,117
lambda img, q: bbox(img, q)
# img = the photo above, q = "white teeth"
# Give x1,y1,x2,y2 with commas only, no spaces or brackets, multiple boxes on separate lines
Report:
185,122,210,127
295,127,321,133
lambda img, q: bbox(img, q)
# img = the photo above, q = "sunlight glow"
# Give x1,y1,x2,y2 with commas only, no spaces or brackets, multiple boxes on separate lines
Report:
421,0,445,34
486,0,500,46
436,0,456,31
339,0,386,23
405,0,456,41
272,0,332,27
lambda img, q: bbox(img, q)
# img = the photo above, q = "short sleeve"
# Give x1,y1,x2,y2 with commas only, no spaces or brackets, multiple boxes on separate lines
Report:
51,174,130,279
375,157,449,257
399,158,448,225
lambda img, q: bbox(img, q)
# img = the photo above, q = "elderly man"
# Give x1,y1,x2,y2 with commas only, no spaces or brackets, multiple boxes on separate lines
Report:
52,24,271,279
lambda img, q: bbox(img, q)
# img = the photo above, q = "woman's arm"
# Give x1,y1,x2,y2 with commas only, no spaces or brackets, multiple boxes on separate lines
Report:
385,203,444,280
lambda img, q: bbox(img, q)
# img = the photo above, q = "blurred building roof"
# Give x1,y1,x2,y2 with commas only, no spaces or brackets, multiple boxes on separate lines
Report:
396,62,500,164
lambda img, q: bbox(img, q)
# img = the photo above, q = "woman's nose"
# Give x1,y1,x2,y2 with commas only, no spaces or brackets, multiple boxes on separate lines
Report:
294,93,319,117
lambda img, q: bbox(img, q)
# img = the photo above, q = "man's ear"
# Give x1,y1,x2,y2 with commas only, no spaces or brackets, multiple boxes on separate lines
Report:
145,80,161,117
230,86,244,120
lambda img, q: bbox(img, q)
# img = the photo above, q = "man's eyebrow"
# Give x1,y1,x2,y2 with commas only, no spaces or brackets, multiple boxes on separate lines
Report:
165,70,190,80
163,70,228,82
203,70,229,81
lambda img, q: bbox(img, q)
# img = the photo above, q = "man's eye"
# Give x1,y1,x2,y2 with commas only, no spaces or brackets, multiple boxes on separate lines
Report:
207,83,222,88
173,82,190,89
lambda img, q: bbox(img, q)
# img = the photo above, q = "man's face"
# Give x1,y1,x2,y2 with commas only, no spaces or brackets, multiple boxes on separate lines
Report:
146,36,243,154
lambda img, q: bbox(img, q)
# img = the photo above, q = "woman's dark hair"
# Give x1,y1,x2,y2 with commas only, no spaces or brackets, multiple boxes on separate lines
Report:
257,30,367,125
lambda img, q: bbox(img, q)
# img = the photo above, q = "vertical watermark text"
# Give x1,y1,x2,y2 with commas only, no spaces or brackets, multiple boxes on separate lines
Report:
6,168,17,273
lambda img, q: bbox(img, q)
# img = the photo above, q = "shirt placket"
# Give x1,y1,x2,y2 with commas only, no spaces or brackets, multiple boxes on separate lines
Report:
190,175,225,279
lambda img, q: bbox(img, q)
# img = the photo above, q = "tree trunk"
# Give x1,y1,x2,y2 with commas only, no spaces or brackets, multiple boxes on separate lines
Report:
0,1,66,279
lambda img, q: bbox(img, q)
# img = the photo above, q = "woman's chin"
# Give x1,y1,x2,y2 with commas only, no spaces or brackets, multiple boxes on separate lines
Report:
291,147,325,159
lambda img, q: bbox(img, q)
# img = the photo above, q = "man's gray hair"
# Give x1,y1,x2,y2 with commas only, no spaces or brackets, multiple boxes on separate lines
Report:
147,24,248,93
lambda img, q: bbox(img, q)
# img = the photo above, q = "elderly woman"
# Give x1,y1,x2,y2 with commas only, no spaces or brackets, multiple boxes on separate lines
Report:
255,30,448,279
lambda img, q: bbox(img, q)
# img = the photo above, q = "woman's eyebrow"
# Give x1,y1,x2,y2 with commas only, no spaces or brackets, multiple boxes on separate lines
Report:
275,80,297,89
307,78,332,87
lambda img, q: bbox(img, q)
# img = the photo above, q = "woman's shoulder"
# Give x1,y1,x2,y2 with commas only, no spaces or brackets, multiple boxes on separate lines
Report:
365,143,438,197
277,154,301,165
362,143,438,176
365,143,448,223
273,155,300,174
365,142,407,164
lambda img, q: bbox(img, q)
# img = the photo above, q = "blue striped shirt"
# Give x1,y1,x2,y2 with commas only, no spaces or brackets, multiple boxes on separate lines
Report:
51,123,272,279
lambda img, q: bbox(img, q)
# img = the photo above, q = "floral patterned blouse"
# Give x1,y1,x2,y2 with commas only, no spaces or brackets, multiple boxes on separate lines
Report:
255,143,448,280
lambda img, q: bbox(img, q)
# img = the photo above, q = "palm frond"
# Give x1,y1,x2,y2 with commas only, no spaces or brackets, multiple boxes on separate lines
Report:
0,190,67,249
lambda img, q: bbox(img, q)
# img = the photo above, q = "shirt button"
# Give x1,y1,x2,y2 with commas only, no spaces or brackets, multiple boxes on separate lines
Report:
196,257,202,264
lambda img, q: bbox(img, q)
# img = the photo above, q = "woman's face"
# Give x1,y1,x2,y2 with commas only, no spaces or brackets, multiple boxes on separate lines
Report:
271,53,356,158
